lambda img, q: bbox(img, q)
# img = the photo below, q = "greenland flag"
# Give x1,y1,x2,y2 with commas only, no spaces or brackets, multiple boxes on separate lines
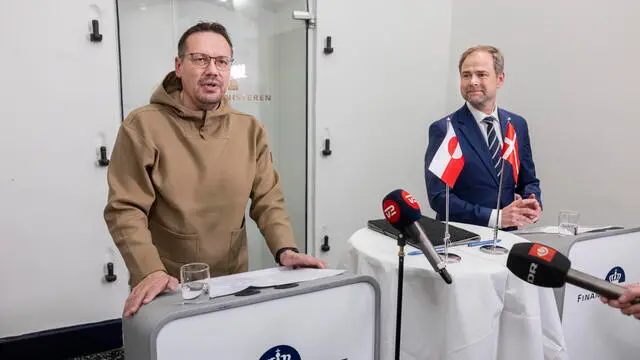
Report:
428,121,465,188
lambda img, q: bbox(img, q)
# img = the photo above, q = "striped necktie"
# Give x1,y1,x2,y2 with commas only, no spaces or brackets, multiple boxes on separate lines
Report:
483,116,502,177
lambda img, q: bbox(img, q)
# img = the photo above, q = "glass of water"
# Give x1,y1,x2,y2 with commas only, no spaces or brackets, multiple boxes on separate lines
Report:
180,263,210,300
558,210,579,236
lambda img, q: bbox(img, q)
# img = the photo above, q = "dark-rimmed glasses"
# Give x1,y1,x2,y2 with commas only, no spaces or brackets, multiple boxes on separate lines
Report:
182,52,234,71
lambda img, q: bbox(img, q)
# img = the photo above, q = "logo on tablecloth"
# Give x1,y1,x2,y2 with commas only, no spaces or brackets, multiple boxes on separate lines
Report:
605,266,626,284
259,345,301,360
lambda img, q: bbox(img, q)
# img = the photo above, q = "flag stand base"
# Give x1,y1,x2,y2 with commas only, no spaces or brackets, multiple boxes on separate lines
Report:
439,252,462,263
479,243,509,255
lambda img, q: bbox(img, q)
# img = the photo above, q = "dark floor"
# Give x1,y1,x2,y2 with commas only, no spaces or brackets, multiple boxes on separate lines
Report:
71,348,124,360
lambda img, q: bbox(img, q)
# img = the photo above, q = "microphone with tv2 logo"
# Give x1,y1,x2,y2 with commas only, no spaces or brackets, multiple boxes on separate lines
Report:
382,189,452,284
506,242,640,304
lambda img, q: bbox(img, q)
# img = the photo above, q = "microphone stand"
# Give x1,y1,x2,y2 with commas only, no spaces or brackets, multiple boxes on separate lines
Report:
394,234,406,360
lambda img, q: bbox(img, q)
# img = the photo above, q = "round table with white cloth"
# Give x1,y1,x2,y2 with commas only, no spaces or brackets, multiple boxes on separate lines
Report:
344,222,569,360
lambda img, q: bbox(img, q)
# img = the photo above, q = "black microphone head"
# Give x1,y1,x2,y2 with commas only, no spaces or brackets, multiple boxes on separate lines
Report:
382,189,422,231
506,242,571,288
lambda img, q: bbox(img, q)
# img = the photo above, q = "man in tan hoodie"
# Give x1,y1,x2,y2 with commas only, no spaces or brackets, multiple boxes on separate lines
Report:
104,22,325,317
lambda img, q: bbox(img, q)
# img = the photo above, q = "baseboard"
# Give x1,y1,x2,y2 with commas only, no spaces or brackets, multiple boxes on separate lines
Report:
0,319,122,360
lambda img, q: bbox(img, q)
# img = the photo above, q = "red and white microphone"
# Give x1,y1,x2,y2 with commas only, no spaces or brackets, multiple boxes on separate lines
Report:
382,189,452,284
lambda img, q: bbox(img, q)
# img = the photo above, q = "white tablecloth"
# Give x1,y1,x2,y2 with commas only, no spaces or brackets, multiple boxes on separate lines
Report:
345,223,568,360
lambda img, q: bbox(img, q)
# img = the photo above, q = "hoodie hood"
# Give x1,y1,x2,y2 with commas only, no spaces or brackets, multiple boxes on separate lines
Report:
150,71,231,122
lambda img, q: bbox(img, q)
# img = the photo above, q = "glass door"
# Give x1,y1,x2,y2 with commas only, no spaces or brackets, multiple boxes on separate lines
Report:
117,0,309,270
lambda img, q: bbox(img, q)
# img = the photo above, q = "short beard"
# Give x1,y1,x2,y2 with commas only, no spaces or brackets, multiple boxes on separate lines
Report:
467,97,487,110
195,94,222,111
463,90,491,110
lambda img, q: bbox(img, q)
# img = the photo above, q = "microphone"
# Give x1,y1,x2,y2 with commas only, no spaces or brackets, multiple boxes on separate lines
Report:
382,189,452,284
506,242,640,304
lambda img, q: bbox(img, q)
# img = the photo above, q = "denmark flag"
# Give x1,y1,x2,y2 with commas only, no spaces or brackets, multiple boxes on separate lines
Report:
501,122,520,183
428,121,465,188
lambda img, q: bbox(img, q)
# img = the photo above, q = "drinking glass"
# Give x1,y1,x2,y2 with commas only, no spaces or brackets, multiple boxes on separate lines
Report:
180,263,210,300
558,210,579,236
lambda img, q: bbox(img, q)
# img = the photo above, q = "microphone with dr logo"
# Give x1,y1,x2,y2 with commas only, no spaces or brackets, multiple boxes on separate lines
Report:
506,242,640,304
382,189,452,284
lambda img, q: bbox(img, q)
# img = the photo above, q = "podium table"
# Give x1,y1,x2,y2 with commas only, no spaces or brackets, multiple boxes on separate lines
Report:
123,272,380,360
516,226,640,360
345,223,568,360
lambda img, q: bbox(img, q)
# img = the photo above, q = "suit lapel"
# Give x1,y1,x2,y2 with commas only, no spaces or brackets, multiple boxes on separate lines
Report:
454,104,499,185
498,108,509,138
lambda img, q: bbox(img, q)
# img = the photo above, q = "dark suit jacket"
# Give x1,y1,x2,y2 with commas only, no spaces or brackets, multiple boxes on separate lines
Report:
424,104,541,227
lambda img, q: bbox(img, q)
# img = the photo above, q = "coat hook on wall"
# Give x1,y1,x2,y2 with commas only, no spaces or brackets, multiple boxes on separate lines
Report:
320,225,330,252
90,19,103,42
321,128,332,156
98,145,110,166
105,262,117,283
321,235,331,252
322,138,332,156
324,36,334,54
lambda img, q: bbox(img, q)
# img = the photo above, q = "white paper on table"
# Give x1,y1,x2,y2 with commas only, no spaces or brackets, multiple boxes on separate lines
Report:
517,225,621,235
208,267,346,298
577,225,623,234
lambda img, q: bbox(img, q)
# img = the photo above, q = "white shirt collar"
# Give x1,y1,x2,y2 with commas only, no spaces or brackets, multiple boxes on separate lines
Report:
466,101,499,125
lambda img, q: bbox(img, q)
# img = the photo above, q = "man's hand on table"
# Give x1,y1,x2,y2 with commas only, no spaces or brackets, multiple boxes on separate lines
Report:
123,270,178,317
279,250,327,269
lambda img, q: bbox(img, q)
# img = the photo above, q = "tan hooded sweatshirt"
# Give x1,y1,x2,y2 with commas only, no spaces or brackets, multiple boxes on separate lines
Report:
104,72,298,286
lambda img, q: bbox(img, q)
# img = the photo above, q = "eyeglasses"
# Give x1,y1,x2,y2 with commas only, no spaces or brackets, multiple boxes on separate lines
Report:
182,52,234,71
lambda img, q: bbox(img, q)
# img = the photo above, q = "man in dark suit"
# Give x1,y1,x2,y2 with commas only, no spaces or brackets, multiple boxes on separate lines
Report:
425,45,542,229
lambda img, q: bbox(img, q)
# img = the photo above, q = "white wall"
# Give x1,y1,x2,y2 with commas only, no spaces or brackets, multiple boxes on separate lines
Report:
0,0,128,338
447,0,640,228
313,0,453,267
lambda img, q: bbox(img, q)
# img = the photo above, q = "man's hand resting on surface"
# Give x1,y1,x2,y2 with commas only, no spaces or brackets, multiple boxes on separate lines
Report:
515,193,542,222
123,270,178,317
501,196,541,228
279,250,327,269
